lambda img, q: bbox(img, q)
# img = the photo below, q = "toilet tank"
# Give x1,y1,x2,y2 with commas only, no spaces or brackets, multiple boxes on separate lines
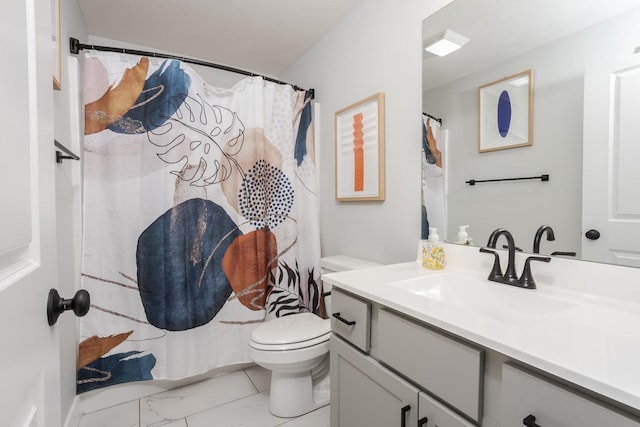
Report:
319,255,382,317
320,255,382,274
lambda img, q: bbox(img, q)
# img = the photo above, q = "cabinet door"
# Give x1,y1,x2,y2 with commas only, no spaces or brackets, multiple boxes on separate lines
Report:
378,308,484,422
502,363,640,427
331,336,419,427
418,393,475,427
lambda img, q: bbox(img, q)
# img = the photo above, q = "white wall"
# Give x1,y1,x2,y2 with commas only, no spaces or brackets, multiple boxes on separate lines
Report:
282,0,454,265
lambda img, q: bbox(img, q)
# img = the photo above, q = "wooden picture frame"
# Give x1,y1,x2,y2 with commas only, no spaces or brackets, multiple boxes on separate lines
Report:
335,93,385,201
52,0,61,90
478,69,533,152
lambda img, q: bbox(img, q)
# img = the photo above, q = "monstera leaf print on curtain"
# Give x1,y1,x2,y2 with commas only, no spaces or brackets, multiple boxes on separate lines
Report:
78,52,321,392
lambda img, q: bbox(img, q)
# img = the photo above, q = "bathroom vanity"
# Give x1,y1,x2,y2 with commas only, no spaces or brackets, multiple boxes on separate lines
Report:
325,244,640,427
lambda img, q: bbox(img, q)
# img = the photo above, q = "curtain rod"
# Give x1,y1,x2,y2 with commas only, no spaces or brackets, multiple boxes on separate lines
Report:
422,112,442,125
69,37,314,99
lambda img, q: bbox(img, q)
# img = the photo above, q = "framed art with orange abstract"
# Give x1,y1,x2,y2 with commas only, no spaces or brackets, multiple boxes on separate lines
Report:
335,93,385,201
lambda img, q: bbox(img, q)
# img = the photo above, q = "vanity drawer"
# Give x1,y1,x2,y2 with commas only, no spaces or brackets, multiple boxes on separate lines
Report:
331,288,371,353
502,363,640,427
378,308,484,422
419,392,475,427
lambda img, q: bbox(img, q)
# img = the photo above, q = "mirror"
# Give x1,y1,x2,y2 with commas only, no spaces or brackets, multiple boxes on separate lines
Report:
421,0,640,267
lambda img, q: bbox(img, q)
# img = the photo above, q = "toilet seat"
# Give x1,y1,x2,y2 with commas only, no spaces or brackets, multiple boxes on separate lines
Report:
249,313,331,351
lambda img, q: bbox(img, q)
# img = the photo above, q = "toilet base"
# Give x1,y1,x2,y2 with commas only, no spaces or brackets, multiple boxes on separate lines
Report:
269,369,330,418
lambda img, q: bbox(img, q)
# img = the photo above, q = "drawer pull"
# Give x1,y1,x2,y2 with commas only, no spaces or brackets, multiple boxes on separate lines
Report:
332,312,356,326
523,414,541,427
418,416,429,426
401,405,411,427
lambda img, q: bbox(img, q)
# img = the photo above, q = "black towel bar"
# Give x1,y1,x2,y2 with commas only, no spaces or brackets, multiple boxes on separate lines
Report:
466,174,549,186
54,140,80,163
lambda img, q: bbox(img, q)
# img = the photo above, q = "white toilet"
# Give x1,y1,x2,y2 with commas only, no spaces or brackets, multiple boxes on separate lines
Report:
248,255,381,418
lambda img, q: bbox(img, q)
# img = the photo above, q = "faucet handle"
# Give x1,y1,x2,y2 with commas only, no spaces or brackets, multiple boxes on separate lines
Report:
518,256,551,289
550,251,577,257
479,247,503,281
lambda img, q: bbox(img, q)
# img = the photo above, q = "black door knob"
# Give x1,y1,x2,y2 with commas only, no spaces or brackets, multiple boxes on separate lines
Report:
585,229,601,240
523,414,541,427
522,415,540,427
47,289,91,326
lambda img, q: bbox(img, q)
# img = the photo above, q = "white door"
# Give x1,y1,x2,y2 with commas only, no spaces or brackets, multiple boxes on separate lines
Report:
582,51,640,267
1,0,62,425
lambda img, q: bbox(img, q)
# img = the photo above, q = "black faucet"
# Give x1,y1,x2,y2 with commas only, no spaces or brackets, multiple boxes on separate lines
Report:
480,228,551,289
533,225,555,253
550,251,577,257
533,225,577,258
486,228,519,284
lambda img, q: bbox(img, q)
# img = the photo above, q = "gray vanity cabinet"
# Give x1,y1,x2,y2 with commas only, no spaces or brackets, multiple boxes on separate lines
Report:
377,308,484,423
330,288,481,426
331,335,420,427
502,363,640,427
330,286,640,427
331,334,477,427
418,392,476,427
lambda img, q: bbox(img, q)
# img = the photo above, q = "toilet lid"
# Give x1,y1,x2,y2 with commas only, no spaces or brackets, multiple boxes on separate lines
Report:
250,313,330,348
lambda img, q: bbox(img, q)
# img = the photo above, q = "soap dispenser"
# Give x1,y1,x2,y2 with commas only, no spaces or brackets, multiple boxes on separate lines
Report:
455,225,473,245
422,227,445,270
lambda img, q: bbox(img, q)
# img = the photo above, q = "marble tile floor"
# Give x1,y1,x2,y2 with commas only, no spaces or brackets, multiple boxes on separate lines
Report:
76,365,329,427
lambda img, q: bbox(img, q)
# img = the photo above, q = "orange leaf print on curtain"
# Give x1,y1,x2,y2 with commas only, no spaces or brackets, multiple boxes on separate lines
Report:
84,57,149,135
352,112,364,192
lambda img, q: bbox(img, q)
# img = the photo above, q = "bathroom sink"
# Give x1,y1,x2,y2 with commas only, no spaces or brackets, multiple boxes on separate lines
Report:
390,272,577,326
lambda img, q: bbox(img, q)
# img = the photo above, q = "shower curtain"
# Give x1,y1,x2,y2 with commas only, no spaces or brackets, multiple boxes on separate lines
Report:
77,51,321,392
421,114,445,240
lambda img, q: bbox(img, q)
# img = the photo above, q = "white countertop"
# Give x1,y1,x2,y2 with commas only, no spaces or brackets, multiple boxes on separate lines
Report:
323,246,640,411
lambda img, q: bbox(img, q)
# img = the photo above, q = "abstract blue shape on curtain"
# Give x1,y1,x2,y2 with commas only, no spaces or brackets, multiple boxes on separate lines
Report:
294,90,314,166
136,198,241,331
110,59,191,134
422,119,436,164
421,204,429,240
77,351,156,393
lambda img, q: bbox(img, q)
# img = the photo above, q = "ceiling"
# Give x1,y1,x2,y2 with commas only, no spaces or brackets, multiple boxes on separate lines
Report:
422,0,640,91
78,0,365,77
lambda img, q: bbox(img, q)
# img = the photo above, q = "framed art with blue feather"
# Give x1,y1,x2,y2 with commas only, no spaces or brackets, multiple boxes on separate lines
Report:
478,69,532,152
